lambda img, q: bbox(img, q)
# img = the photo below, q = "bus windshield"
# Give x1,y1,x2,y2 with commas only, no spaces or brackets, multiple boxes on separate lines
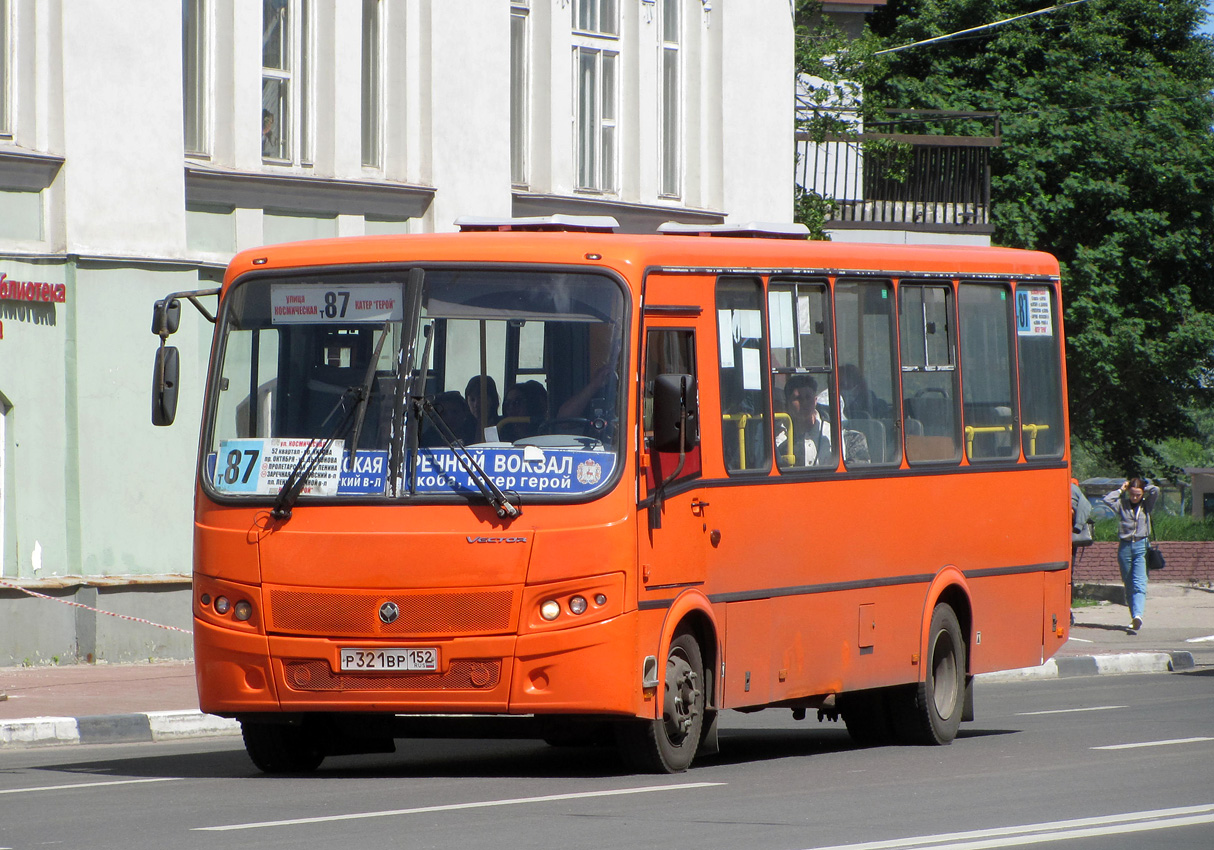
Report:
203,267,627,504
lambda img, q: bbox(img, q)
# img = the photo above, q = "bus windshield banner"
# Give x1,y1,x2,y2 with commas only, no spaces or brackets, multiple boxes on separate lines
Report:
209,441,614,497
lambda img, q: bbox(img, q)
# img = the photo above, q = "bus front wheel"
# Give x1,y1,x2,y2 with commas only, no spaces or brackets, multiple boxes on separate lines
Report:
616,632,705,773
896,602,966,745
241,719,325,773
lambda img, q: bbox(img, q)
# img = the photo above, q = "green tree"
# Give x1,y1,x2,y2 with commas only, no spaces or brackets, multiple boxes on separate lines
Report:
822,0,1214,470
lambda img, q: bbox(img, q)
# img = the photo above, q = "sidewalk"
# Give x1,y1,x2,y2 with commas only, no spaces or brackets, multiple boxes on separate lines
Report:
2,582,1211,749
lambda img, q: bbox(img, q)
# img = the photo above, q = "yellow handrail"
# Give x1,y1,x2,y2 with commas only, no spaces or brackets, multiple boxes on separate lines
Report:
964,423,1049,458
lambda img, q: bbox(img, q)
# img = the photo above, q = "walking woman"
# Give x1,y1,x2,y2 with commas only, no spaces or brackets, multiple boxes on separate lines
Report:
1102,478,1160,632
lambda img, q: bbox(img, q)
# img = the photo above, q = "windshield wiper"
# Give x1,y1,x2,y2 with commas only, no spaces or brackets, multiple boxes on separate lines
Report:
270,392,357,521
271,321,392,521
389,268,426,497
415,393,521,520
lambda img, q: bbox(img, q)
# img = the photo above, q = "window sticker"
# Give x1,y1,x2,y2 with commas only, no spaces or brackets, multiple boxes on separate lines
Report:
412,447,616,496
1015,289,1053,337
270,283,405,324
768,291,795,349
717,309,735,367
212,438,343,495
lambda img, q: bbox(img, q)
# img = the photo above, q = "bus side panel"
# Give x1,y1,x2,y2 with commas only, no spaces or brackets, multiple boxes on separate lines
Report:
966,572,1044,674
720,586,927,710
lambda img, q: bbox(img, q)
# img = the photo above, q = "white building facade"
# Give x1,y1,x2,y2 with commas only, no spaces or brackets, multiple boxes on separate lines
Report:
0,0,795,665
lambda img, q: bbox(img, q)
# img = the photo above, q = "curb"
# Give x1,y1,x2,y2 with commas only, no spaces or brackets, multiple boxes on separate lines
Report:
0,710,240,749
976,651,1197,684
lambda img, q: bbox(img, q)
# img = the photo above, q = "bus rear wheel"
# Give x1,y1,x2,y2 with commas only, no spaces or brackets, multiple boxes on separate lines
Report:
616,632,705,773
241,719,325,773
895,602,966,745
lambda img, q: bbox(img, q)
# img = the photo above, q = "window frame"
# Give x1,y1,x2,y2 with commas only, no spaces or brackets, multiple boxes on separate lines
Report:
958,281,1019,464
360,0,383,168
658,0,680,198
1,0,11,138
261,0,313,166
574,0,619,37
510,3,529,186
573,45,618,193
899,280,962,466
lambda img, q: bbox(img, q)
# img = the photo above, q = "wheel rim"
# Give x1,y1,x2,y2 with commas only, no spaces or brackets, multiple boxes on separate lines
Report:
663,647,701,745
930,628,959,718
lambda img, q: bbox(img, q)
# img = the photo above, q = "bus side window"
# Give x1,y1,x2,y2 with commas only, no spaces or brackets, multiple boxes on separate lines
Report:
768,279,846,470
716,276,772,474
1015,284,1064,459
960,283,1017,461
834,279,901,467
900,283,961,465
643,328,698,482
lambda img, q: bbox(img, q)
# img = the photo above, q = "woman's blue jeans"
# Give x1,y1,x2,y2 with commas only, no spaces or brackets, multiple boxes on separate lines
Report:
1117,538,1148,620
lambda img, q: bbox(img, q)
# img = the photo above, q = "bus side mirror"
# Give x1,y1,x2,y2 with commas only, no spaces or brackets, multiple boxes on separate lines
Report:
653,373,698,453
152,298,181,337
152,345,180,426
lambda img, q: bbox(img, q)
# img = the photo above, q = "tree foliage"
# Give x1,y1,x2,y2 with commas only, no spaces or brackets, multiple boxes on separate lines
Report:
800,0,1214,472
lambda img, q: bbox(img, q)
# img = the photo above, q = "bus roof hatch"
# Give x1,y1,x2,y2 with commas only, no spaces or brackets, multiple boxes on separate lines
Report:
455,215,620,233
657,221,810,239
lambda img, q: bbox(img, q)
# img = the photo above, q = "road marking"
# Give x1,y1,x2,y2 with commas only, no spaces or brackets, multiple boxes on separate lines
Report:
196,781,725,831
799,803,1214,850
1185,634,1214,643
1016,705,1124,716
1065,637,1093,643
0,777,181,795
1092,736,1214,750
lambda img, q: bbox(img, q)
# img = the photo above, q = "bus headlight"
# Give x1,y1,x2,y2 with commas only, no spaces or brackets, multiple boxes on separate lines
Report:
540,600,561,621
233,600,253,621
214,596,231,615
568,595,588,615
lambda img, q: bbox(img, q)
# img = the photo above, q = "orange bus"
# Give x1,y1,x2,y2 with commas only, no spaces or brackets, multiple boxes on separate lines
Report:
151,217,1071,773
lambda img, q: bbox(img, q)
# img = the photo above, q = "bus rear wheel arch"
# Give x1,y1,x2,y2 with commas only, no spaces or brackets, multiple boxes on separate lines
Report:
839,601,968,747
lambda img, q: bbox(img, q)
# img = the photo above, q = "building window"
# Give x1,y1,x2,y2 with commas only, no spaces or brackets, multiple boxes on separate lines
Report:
1,0,10,137
361,0,382,167
574,47,617,192
575,0,617,36
510,4,528,185
262,0,311,165
659,0,680,197
183,0,208,155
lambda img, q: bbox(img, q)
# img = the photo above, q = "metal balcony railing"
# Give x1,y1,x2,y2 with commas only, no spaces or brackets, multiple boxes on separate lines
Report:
796,109,1000,233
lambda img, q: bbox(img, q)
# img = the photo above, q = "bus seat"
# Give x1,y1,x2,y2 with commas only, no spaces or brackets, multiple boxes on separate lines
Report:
844,418,884,463
906,434,958,462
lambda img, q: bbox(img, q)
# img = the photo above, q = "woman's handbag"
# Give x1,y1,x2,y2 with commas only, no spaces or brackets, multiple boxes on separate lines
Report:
1147,543,1166,571
1146,514,1165,571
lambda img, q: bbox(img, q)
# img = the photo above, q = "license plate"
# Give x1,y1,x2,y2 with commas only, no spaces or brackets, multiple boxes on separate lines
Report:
339,647,438,672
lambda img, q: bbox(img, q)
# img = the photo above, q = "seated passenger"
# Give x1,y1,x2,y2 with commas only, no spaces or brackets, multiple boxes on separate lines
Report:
498,380,548,442
421,391,477,446
464,375,500,439
776,374,833,467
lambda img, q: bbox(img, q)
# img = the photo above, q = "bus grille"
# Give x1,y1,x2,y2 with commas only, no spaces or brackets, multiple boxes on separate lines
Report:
284,659,502,691
267,588,516,637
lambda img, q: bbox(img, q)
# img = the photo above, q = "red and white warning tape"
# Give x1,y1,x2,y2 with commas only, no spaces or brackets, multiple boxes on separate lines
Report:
0,578,193,635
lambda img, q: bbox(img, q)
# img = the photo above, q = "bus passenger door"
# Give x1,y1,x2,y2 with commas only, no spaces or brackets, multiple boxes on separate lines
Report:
638,316,708,591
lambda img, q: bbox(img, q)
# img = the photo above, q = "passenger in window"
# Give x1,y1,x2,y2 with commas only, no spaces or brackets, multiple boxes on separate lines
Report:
776,374,834,467
556,364,614,421
499,380,548,442
261,109,277,157
464,375,501,436
421,391,477,446
839,364,891,421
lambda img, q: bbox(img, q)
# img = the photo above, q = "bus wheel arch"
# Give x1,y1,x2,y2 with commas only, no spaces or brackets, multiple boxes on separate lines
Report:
900,582,971,745
617,597,718,772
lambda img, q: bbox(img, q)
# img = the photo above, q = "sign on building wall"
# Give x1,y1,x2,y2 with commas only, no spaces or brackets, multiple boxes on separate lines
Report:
0,271,69,339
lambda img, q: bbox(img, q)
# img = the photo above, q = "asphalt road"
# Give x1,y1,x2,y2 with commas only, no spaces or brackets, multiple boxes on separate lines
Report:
2,671,1212,850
